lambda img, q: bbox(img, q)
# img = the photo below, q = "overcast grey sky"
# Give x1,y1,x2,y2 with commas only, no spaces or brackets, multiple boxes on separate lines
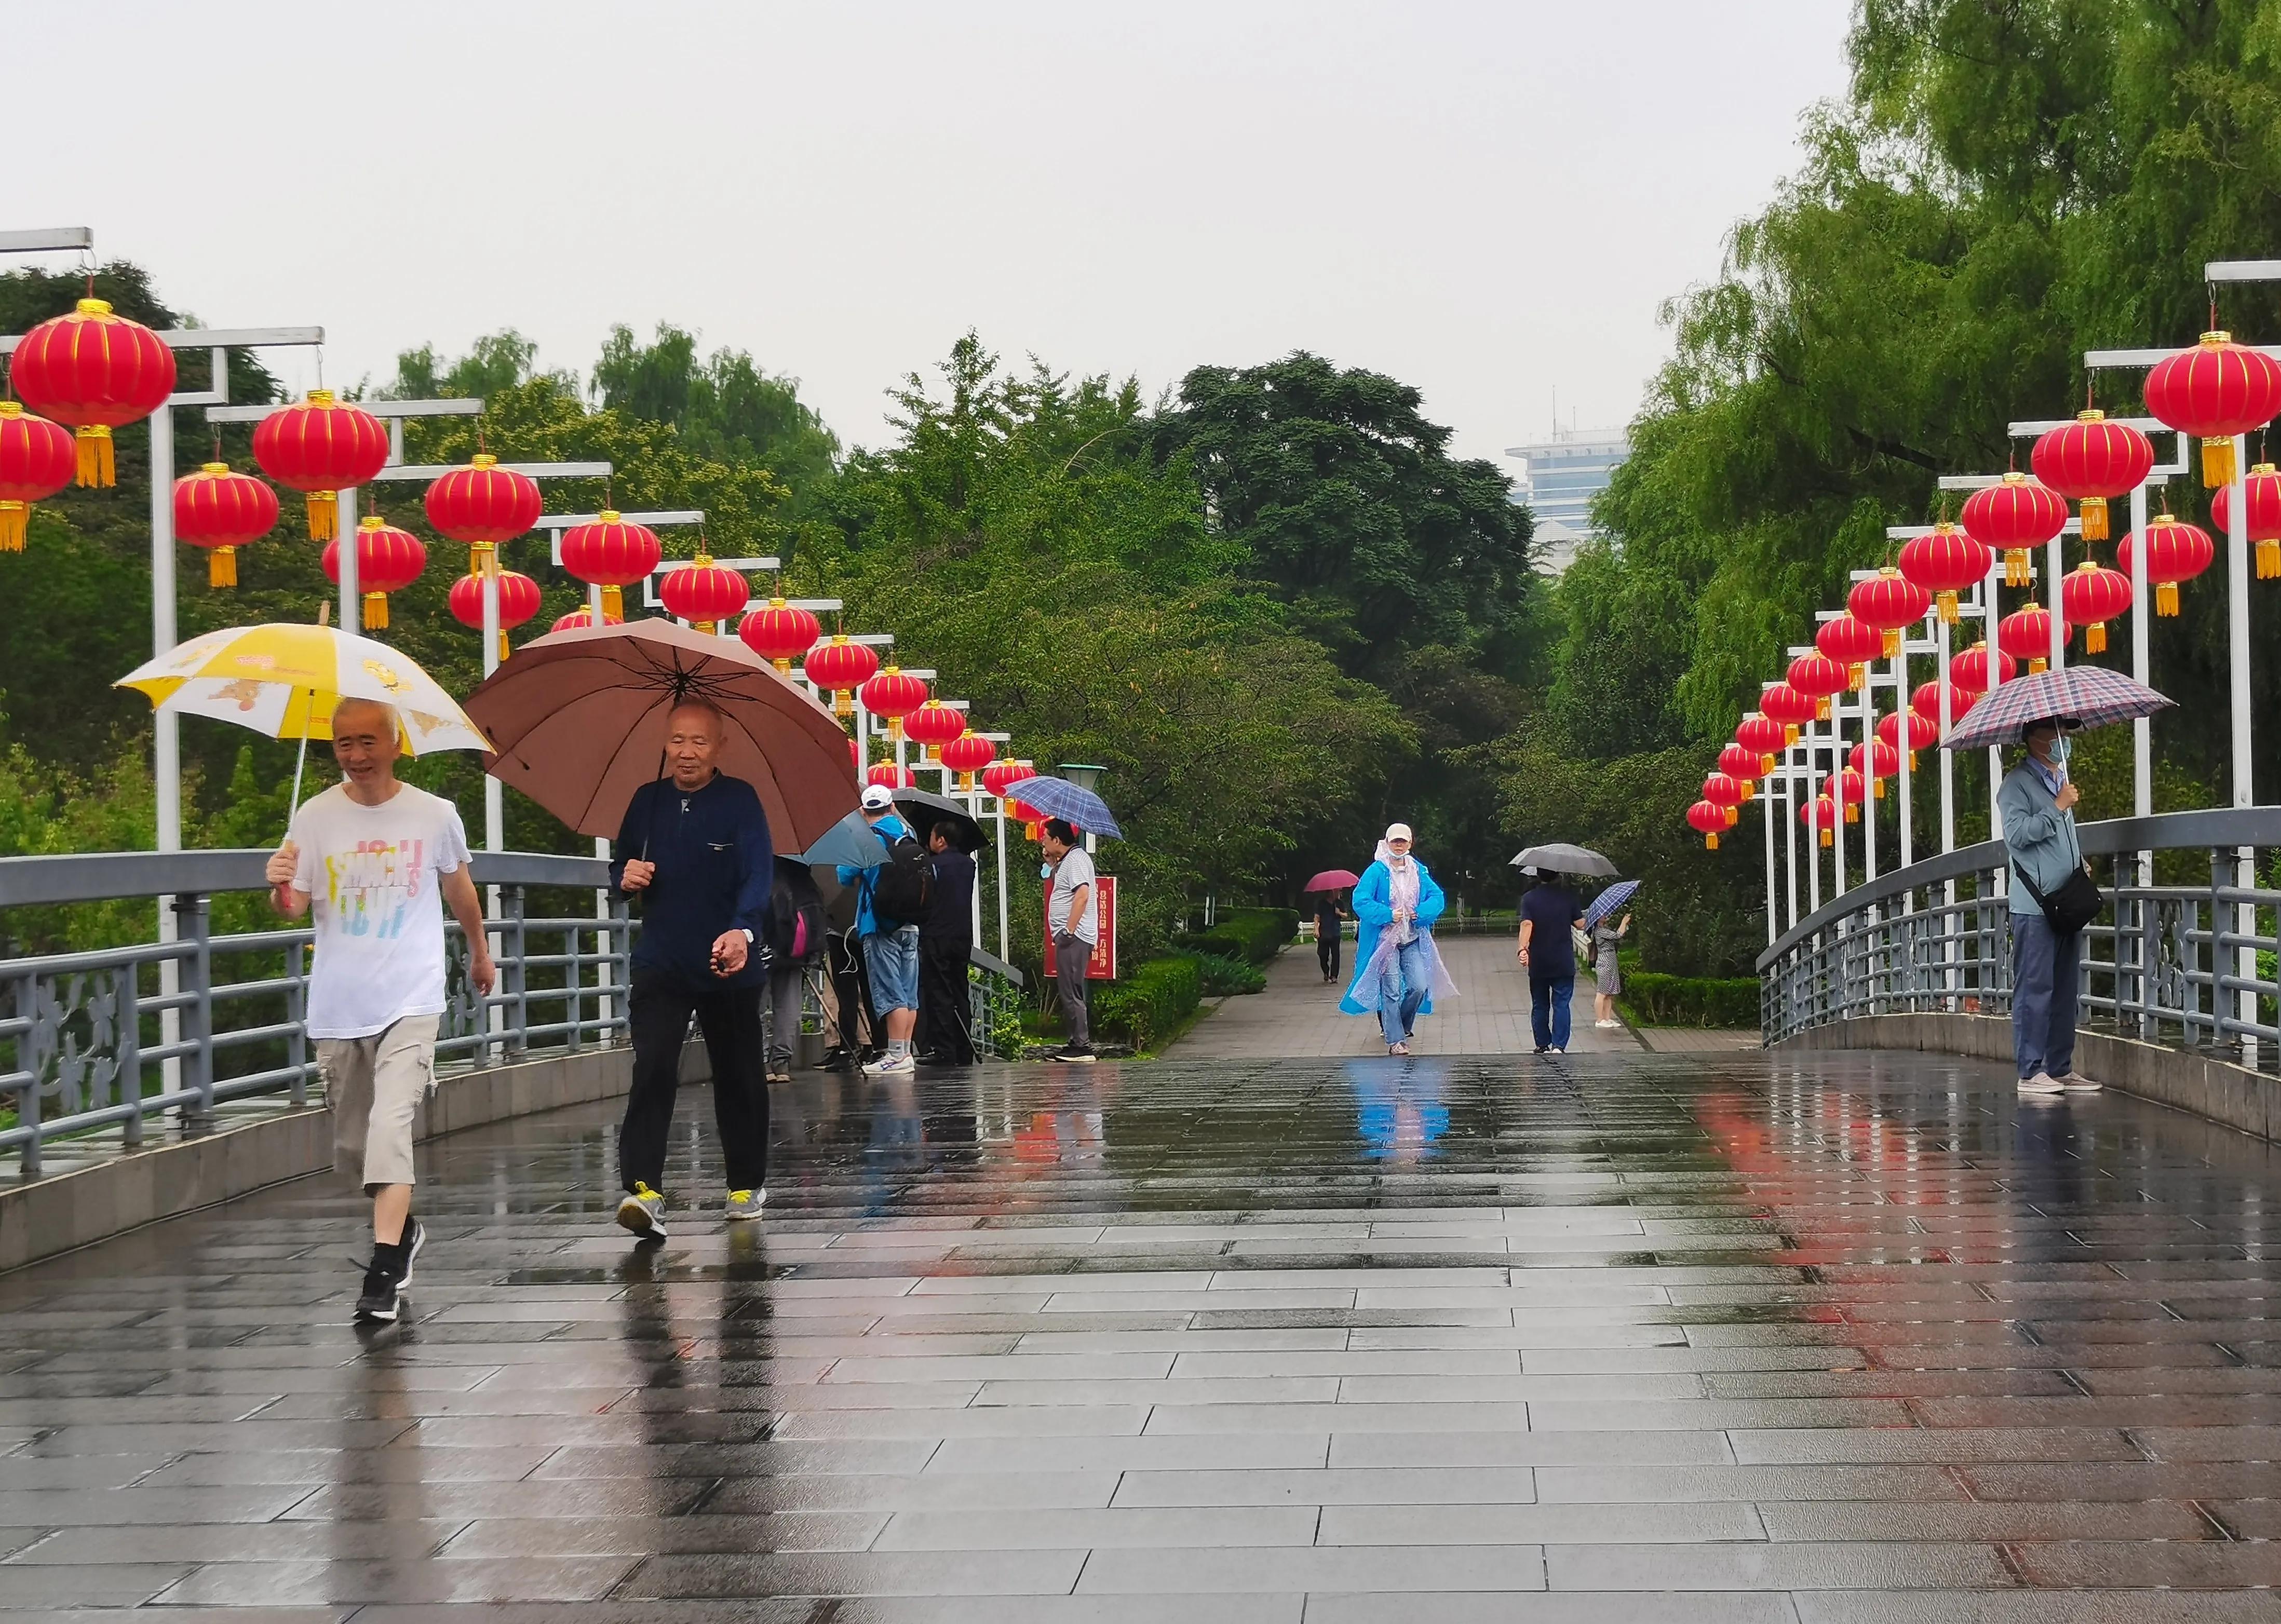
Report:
10,2,1852,464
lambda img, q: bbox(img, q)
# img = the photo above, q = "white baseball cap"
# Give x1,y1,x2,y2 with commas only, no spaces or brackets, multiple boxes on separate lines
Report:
860,784,895,811
1385,822,1413,843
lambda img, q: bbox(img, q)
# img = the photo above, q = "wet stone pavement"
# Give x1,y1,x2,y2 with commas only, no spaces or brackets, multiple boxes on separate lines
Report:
7,1053,2281,1621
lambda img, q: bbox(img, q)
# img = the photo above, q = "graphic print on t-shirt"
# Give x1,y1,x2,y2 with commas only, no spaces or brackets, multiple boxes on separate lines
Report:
324,836,428,940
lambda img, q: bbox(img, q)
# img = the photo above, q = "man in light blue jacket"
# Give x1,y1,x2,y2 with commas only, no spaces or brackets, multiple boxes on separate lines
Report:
1999,718,2100,1097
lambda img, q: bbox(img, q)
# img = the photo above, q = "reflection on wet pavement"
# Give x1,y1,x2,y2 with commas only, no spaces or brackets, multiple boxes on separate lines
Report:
6,1050,2281,1619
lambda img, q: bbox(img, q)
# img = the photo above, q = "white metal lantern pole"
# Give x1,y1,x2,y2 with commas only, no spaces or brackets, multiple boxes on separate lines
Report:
1760,766,1778,946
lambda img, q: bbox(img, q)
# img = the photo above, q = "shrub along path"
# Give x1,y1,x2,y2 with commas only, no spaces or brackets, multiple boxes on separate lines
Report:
1167,938,1648,1058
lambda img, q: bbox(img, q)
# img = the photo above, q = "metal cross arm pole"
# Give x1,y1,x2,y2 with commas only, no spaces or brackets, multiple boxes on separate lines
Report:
372,462,613,481
0,323,324,358
0,227,93,254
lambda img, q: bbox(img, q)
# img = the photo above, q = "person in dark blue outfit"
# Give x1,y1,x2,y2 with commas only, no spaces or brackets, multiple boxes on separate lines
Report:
1516,868,1585,1054
608,700,774,1239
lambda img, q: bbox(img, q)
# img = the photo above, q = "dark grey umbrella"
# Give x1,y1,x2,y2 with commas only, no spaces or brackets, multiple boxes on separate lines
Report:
1511,843,1618,877
891,786,984,854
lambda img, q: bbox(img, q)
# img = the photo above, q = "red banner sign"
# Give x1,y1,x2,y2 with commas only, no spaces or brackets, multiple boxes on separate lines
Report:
1044,873,1117,980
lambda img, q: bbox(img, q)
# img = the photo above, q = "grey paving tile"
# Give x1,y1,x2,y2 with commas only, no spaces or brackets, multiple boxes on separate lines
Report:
1076,1544,1549,1593
1547,1540,2011,1589
620,1549,1090,1597
149,1557,641,1605
1535,1465,1965,1503
930,1434,1332,1472
1303,1592,1800,1623
1330,1431,1734,1468
0,1563,197,1606
1793,1593,2281,1622
1759,1498,2214,1541
434,1513,890,1555
1316,1502,1765,1544
872,1505,1319,1549
1113,1466,1537,1506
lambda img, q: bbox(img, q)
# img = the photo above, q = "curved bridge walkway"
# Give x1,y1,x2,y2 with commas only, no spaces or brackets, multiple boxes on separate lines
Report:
5,1050,2281,1620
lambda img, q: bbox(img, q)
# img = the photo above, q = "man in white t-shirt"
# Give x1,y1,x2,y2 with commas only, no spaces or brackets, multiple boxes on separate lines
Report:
266,698,496,1325
1040,818,1098,1063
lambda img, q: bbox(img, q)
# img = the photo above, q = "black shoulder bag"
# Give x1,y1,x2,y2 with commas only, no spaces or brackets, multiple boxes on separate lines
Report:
2016,858,2104,936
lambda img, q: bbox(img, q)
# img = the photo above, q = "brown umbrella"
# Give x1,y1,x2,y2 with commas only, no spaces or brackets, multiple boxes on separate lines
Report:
464,617,859,851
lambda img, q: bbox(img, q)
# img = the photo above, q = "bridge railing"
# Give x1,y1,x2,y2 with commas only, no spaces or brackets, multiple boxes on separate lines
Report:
1757,808,2281,1074
2,849,1029,1177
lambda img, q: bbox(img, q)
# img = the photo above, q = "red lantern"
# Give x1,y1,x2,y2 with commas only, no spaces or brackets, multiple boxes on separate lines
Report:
424,454,542,575
1837,766,1868,820
2031,410,2155,543
1847,566,1934,657
551,605,623,632
2210,462,2281,581
904,700,966,762
6,298,177,488
941,729,997,791
0,402,77,550
1716,743,1765,790
1997,604,2060,674
658,553,749,634
2117,515,2216,618
1911,679,1976,728
172,462,278,588
1949,641,2016,694
982,759,1035,802
1760,683,1817,742
859,666,929,740
2143,330,2281,487
2059,560,2132,654
1897,521,1994,622
738,597,821,672
1962,471,2068,588
1877,708,1939,767
1786,654,1850,720
1815,615,1884,689
321,516,427,629
804,634,882,720
1703,772,1746,824
1686,799,1728,851
1734,712,1786,767
559,510,663,620
1804,795,1839,847
449,569,543,661
1846,739,1901,798
252,390,389,540
866,761,914,790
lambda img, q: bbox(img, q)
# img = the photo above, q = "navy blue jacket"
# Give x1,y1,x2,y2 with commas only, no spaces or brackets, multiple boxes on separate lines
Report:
611,773,773,989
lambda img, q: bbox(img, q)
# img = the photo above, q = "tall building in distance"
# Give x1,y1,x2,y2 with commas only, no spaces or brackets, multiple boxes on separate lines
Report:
1506,425,1631,575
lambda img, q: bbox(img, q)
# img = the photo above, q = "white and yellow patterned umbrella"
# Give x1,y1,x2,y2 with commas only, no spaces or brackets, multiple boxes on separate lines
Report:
116,623,490,756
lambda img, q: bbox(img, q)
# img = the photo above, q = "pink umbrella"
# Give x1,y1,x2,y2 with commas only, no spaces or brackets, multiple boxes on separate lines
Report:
464,617,859,853
1304,869,1361,892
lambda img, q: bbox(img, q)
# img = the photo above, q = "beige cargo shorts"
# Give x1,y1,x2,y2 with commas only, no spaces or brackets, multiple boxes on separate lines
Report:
318,1014,440,1190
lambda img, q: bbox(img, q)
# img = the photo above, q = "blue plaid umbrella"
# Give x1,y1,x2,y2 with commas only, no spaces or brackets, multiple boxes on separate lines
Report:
1582,879,1640,932
1003,775,1123,840
1940,665,2172,753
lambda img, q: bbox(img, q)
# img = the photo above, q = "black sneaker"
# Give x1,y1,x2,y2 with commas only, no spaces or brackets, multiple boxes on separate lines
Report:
396,1221,426,1290
1051,1043,1099,1065
354,1260,401,1324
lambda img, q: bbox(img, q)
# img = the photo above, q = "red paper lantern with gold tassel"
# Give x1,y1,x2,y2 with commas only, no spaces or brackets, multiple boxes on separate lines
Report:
1716,743,1765,795
0,402,76,550
253,391,389,540
1962,471,2068,589
1848,566,1934,657
859,667,928,740
1735,712,1787,769
172,462,279,588
866,761,915,790
657,552,749,634
2059,560,2132,654
322,516,426,629
2117,515,2216,618
1911,679,1976,729
1897,521,1994,622
2144,331,2281,488
1803,795,1838,848
1686,799,1728,851
425,455,542,575
2210,463,2281,581
904,700,966,763
551,605,623,632
6,299,177,488
738,597,821,671
1815,614,1884,691
1786,654,1850,722
1949,641,2016,694
803,634,881,720
1877,707,1939,769
1997,604,2058,674
2031,410,2155,543
559,511,662,619
942,729,996,791
1760,683,1817,745
449,569,543,661
1846,739,1901,799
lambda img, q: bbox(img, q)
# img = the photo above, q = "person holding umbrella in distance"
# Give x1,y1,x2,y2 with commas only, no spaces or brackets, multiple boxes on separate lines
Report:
1306,869,1360,985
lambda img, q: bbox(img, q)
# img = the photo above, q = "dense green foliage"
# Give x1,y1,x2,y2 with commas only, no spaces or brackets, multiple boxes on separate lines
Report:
1621,971,1762,1031
1173,906,1300,967
1088,954,1204,1050
1183,952,1267,997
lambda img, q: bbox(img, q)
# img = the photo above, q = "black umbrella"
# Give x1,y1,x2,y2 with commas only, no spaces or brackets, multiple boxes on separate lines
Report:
892,786,984,854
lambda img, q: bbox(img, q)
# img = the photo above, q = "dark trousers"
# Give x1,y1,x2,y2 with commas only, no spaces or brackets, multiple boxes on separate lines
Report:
1530,973,1574,1051
917,935,977,1064
2010,913,2082,1078
620,970,769,1195
1054,934,1092,1046
827,930,875,1052
1317,928,1341,982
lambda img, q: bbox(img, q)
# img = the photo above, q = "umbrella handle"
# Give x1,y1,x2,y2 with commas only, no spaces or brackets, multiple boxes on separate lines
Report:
286,693,311,840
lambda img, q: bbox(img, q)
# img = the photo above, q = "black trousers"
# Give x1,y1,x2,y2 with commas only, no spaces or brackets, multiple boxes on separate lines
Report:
620,970,770,1195
827,930,876,1052
1317,928,1342,982
917,935,976,1064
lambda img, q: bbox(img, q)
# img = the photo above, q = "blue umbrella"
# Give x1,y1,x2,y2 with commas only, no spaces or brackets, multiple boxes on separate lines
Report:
795,809,890,870
1582,879,1640,931
1004,775,1123,840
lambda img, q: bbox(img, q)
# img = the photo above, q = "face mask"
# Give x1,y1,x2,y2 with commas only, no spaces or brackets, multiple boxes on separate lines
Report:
1040,861,1054,879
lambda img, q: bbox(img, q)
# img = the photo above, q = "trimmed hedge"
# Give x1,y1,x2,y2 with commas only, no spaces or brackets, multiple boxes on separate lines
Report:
1622,971,1760,1030
1089,955,1204,1050
1183,952,1267,996
1175,907,1299,966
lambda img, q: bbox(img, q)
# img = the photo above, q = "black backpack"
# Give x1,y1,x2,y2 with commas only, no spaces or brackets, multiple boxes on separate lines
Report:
766,860,827,964
867,832,934,929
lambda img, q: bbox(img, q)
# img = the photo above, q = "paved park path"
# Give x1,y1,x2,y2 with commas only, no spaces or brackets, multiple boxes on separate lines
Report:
6,1049,2279,1618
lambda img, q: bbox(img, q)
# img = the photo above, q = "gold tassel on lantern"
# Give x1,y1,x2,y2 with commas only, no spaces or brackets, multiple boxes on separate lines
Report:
2005,549,2031,587
888,719,905,742
363,590,387,630
2259,539,2279,580
2080,496,2109,542
497,630,511,662
832,690,854,719
74,425,114,489
1848,665,1867,692
0,502,25,551
2028,657,2048,675
1820,828,1833,849
1739,782,1753,803
1874,778,1886,800
306,490,338,542
1815,698,1830,721
1784,725,1799,747
2157,583,2180,616
1705,833,1719,851
1845,802,1859,824
1882,629,1901,658
471,543,497,578
602,584,624,619
2085,622,2108,653
2202,438,2236,489
1937,590,1960,623
695,619,719,635
209,547,237,589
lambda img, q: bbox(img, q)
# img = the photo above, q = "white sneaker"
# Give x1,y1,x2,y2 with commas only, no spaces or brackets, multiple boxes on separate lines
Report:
1596,1019,1620,1030
2056,1072,2102,1092
863,1052,915,1075
2018,1072,2065,1095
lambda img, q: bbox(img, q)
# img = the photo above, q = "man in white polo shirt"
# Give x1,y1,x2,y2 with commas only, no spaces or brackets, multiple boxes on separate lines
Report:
266,697,496,1324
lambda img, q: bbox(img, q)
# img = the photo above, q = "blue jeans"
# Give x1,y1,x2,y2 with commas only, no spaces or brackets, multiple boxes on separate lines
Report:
862,926,921,1014
1530,975,1574,1051
1378,938,1431,1046
2010,912,2082,1079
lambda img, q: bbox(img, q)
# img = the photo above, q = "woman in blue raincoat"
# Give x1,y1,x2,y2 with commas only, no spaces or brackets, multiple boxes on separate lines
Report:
1339,822,1456,1055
